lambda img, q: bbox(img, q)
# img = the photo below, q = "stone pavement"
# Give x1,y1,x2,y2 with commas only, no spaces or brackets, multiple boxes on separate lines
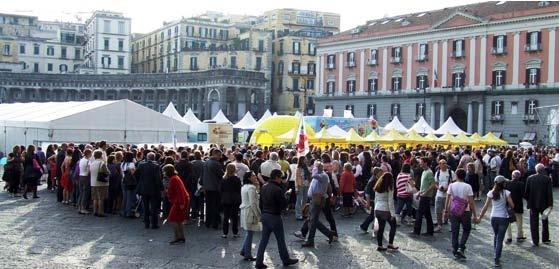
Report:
0,183,557,269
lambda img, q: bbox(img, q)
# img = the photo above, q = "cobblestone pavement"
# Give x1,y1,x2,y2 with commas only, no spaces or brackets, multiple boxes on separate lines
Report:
0,183,557,269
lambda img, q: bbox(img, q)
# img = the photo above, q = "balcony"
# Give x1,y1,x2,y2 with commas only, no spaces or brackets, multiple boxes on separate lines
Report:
367,59,377,66
490,114,505,123
451,50,465,58
327,63,335,70
288,70,300,75
390,57,401,64
525,43,542,52
491,84,506,90
523,114,539,123
345,61,356,68
416,56,428,62
491,47,508,55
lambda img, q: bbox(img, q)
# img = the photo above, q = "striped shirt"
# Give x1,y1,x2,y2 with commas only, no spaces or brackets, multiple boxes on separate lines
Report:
396,172,412,198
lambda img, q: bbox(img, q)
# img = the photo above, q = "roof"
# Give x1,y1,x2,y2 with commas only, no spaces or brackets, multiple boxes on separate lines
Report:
408,116,435,134
434,117,466,135
0,100,117,124
162,102,188,125
383,116,408,133
183,108,202,125
211,109,232,124
233,111,257,130
320,1,558,44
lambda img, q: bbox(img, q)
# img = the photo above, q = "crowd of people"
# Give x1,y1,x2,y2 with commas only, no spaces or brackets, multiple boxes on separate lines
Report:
1,141,558,268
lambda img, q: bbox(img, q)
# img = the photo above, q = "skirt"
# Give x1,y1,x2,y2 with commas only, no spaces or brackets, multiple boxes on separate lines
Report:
342,193,354,207
60,174,73,193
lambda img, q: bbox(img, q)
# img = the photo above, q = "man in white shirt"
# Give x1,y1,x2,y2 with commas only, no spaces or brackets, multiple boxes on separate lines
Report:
488,150,502,189
259,152,281,184
233,153,249,181
435,159,455,232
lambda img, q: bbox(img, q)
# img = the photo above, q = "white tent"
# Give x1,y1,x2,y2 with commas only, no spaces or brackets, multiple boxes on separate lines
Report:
211,109,232,124
251,109,272,129
162,102,188,124
273,112,278,116
327,125,348,138
233,111,257,130
408,116,435,134
294,111,301,118
183,108,202,125
434,117,466,135
383,116,408,133
0,100,189,152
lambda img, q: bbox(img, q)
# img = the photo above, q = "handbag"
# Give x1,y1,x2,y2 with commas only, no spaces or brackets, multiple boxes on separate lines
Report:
405,180,417,194
502,191,516,223
96,162,109,183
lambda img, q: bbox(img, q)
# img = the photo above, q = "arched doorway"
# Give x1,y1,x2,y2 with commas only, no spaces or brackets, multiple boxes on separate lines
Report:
449,107,467,132
208,89,220,117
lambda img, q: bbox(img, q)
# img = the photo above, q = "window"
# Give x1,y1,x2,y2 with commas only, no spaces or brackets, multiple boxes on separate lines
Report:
525,31,541,51
46,46,54,56
292,78,299,91
416,75,428,90
186,26,194,37
391,77,402,91
61,47,67,59
308,43,316,55
278,41,284,55
525,99,538,115
208,56,217,68
190,57,197,70
416,103,426,117
452,73,465,88
33,44,39,55
230,56,237,68
255,57,262,70
59,64,68,73
346,80,356,93
2,44,10,56
491,101,504,115
104,39,110,50
526,68,540,85
118,39,124,51
327,54,336,69
19,44,25,54
277,61,284,74
369,49,378,65
367,104,377,117
326,81,335,94
492,70,506,87
47,63,53,71
104,20,111,33
391,47,401,63
492,35,507,55
118,56,124,69
258,40,264,52
418,43,428,61
347,52,356,67
345,105,355,115
167,29,171,38
74,48,81,59
306,79,315,90
277,78,283,91
293,41,300,54
391,104,401,117
293,95,300,108
511,102,518,115
101,55,111,68
118,21,125,34
33,63,39,72
291,62,300,74
452,40,464,57
307,63,315,75
368,78,378,93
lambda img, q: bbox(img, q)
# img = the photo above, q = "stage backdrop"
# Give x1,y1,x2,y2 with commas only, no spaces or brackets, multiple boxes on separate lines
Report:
304,116,375,137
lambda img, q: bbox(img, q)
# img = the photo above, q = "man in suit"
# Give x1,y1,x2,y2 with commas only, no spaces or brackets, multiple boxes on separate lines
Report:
201,149,224,229
525,163,553,246
135,152,164,229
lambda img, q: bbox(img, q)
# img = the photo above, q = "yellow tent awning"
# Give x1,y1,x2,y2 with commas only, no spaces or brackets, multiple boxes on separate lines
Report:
453,132,477,146
364,130,381,144
437,132,455,145
405,130,430,144
483,132,508,146
379,129,409,144
311,127,345,144
424,133,438,142
276,128,297,143
346,128,365,143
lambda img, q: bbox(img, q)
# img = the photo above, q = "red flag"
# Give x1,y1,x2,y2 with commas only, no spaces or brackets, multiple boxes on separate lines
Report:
434,69,439,88
295,115,309,156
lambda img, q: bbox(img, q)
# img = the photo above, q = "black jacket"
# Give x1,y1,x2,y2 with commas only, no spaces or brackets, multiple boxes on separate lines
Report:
220,176,241,205
202,158,223,192
506,180,525,213
525,172,553,211
260,181,287,215
135,160,163,196
175,158,194,189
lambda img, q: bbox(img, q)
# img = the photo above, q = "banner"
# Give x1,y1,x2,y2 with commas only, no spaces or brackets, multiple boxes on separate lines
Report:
207,123,233,145
304,116,375,137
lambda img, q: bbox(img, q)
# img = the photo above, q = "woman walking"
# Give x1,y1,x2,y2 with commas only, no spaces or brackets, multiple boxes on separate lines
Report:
221,163,242,238
477,176,515,267
239,171,261,261
163,164,190,244
395,163,415,224
374,172,398,251
294,156,310,221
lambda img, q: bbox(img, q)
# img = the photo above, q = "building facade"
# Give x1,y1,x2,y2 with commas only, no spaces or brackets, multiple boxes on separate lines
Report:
0,69,268,121
82,11,131,74
315,1,559,144
254,9,340,115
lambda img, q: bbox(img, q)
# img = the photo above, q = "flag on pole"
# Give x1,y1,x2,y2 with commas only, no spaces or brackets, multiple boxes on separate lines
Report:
295,115,309,156
434,69,439,88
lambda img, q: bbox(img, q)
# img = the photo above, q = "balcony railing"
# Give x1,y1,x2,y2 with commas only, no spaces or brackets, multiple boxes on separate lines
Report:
390,57,401,64
491,47,507,55
416,56,428,62
345,61,356,68
523,114,539,123
327,63,335,69
525,43,542,52
490,114,505,122
367,59,377,66
451,50,465,58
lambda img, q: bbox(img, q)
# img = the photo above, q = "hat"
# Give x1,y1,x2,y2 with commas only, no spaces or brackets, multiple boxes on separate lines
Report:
494,175,507,184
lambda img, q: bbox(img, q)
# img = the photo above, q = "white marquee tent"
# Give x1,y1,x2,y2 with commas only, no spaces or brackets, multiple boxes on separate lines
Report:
183,108,202,125
327,125,348,138
250,109,272,129
408,116,435,134
233,111,257,130
162,102,188,125
211,109,232,124
383,116,408,133
434,117,467,135
0,100,189,152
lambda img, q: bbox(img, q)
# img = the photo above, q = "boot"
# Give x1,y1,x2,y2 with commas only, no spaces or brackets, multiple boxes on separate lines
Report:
22,192,28,199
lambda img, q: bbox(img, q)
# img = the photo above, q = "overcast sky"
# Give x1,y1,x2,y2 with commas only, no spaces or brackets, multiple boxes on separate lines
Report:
5,0,482,33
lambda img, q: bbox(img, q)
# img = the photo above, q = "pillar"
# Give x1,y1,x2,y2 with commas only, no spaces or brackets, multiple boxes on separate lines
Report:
234,87,240,121
547,27,556,85
512,32,520,86
432,41,439,88
478,102,484,134
439,103,445,128
441,40,448,87
359,49,365,92
467,102,473,134
430,103,436,127
382,47,388,91
479,35,487,87
469,36,476,87
406,44,412,90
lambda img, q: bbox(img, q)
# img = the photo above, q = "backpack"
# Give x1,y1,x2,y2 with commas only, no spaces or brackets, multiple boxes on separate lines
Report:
435,169,452,185
449,185,469,217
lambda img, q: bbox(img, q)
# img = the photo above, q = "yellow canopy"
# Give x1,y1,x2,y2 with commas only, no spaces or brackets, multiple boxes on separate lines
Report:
364,130,381,144
345,128,365,144
405,130,430,145
437,132,455,145
311,127,345,145
254,132,274,146
483,132,508,146
276,128,297,143
453,132,477,146
249,115,315,145
424,133,438,142
469,132,487,147
379,129,409,144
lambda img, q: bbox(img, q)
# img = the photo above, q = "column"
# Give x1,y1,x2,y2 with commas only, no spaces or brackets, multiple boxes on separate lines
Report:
430,104,436,127
338,52,343,93
318,55,323,95
432,41,439,87
234,87,240,121
512,32,520,86
479,35,487,87
442,40,448,87
382,47,388,91
467,102,473,134
359,49,365,92
477,102,484,134
547,28,556,85
406,44,412,90
469,36,476,87
439,103,445,127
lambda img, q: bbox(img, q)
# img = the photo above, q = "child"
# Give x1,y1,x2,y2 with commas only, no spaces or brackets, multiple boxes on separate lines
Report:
339,163,356,217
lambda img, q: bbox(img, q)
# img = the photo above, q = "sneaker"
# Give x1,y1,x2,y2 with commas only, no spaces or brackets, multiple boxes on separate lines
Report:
282,258,298,266
543,240,552,245
293,231,305,240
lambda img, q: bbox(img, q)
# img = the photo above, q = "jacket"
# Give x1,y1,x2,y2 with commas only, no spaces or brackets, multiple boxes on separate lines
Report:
524,172,553,211
240,184,262,231
505,180,525,213
221,176,241,205
339,170,356,194
260,181,287,215
175,158,194,190
135,160,163,196
201,158,223,192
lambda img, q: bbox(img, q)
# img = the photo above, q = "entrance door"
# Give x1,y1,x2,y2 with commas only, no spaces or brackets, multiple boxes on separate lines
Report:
448,107,467,132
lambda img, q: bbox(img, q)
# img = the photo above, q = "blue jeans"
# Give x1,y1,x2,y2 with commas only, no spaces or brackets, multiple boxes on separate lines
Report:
396,196,413,220
491,217,509,263
256,213,290,266
122,188,136,217
295,186,308,219
241,230,254,258
450,211,472,253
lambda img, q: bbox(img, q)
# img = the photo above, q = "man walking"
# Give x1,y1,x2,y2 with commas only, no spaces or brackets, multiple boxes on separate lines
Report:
525,163,553,246
413,157,436,236
434,159,455,233
302,161,334,247
135,152,164,229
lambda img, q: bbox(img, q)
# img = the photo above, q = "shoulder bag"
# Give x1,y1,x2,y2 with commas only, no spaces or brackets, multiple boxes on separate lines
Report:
96,161,109,183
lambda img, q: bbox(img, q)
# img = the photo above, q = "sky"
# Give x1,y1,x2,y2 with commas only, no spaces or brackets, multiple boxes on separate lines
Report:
5,0,483,33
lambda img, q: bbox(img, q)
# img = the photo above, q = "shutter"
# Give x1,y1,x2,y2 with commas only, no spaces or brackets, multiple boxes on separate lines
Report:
425,43,429,56
333,55,336,65
525,69,530,85
397,104,401,115
537,31,542,45
346,80,350,92
503,35,507,49
374,79,378,91
399,77,402,89
502,71,506,85
492,71,496,86
491,101,496,115
292,42,295,53
461,73,465,86
525,100,529,114
536,68,541,84
493,36,497,49
416,103,420,115
416,76,420,89
526,32,531,45
452,73,456,86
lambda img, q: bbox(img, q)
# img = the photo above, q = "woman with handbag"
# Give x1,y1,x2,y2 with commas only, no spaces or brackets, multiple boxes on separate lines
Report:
395,163,415,225
374,172,398,251
22,145,42,199
239,171,261,261
89,150,110,217
477,175,515,268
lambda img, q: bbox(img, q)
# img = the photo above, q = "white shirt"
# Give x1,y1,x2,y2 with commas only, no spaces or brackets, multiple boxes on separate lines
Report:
482,154,491,165
89,159,109,187
260,160,281,178
487,190,511,218
374,190,395,216
120,162,135,177
234,161,250,180
288,163,297,182
78,157,90,176
353,164,362,178
489,155,502,172
447,182,474,212
435,168,455,198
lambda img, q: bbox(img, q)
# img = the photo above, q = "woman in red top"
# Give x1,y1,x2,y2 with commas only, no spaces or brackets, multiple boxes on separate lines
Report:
163,164,190,245
339,163,356,217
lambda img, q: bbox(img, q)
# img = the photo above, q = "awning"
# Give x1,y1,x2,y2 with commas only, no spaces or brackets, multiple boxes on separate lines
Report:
493,132,502,138
522,132,536,141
